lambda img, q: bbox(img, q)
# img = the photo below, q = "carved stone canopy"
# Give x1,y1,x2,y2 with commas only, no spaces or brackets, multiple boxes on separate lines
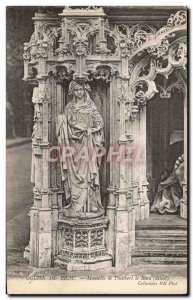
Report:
23,8,187,108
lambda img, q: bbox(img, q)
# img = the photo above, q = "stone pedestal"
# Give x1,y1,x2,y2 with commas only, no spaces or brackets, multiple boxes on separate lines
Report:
54,216,112,270
180,201,187,219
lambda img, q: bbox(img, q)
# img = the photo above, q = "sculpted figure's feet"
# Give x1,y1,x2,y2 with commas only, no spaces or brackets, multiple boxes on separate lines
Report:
90,206,98,212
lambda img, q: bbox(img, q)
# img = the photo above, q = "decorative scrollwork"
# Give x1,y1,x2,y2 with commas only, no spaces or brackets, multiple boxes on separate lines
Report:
60,249,108,263
110,24,156,57
36,41,48,58
154,39,187,78
176,42,187,62
129,58,158,106
88,68,111,83
63,228,73,247
167,10,187,27
90,229,103,247
127,10,187,107
48,64,75,82
75,230,89,248
157,74,185,98
157,10,187,37
147,39,170,59
35,21,58,42
87,63,119,82
66,18,100,41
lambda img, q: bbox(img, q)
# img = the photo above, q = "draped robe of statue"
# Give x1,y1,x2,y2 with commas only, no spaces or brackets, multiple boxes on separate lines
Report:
151,155,184,214
56,90,104,217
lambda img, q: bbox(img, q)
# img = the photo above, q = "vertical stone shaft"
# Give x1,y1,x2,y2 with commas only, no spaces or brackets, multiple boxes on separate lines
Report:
38,78,52,267
140,104,149,219
131,107,140,221
29,84,43,266
138,104,149,220
115,73,131,268
180,92,187,219
62,18,69,43
106,78,117,264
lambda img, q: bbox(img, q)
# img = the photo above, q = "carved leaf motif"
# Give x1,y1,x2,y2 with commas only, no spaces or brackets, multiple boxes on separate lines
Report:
167,10,187,27
90,229,103,247
75,230,88,248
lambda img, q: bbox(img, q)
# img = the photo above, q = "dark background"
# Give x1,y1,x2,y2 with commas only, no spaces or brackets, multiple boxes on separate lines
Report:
6,7,39,138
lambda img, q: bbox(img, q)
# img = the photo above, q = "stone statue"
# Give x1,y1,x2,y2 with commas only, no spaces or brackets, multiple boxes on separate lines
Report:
56,81,105,218
150,154,184,214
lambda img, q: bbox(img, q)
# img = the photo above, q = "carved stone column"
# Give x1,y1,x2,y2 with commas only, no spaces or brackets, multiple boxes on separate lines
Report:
32,77,52,267
131,106,140,222
114,76,131,268
106,187,116,263
23,43,31,80
139,104,149,219
106,77,117,265
180,92,187,219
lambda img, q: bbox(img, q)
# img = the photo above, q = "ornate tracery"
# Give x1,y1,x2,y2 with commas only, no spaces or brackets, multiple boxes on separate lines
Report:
23,7,187,269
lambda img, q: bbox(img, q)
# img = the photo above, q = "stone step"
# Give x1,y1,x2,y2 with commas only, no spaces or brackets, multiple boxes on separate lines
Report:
135,237,187,244
135,224,187,231
135,230,187,238
133,219,187,265
132,256,187,265
134,242,187,251
132,249,187,257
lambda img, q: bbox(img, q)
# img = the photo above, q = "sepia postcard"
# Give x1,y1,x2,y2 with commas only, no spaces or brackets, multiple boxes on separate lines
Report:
6,5,188,295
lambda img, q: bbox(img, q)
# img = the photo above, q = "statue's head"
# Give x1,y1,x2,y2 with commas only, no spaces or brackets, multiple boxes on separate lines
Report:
68,81,91,100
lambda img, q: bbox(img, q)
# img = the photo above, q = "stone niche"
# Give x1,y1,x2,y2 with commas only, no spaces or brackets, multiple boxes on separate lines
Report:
23,6,187,270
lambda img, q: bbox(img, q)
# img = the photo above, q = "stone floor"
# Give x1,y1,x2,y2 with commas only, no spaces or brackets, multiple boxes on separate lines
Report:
6,137,31,148
6,143,187,280
7,143,33,260
136,213,187,227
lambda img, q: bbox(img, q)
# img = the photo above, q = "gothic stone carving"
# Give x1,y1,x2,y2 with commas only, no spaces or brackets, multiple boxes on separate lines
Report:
23,7,187,271
55,217,112,270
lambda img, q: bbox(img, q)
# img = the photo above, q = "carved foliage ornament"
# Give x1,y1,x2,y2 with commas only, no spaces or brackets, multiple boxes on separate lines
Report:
157,75,185,99
24,22,60,63
147,39,170,59
24,9,187,66
127,10,187,106
35,21,60,42
66,18,100,40
110,24,156,57
86,63,119,82
156,10,186,37
48,64,75,82
167,10,187,27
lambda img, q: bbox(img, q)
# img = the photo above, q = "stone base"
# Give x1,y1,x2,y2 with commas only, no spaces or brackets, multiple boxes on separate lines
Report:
55,216,112,270
54,255,112,271
180,202,187,219
144,201,149,219
23,245,30,261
